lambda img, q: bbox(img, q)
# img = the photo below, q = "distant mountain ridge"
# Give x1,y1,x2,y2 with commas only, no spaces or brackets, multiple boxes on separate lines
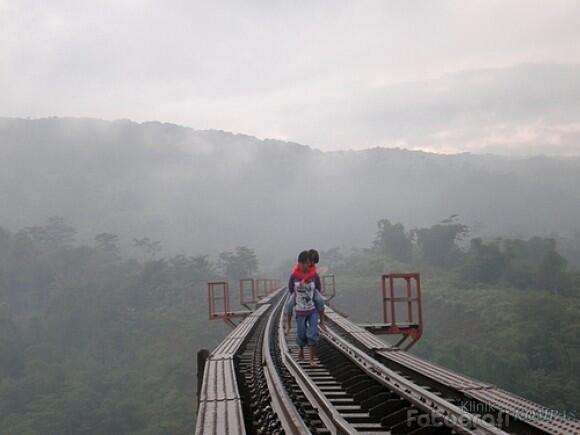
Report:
1,117,579,263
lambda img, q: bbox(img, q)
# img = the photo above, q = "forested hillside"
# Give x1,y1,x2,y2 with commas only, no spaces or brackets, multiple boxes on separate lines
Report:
1,118,580,432
329,218,580,414
1,117,580,264
1,215,578,433
0,219,258,434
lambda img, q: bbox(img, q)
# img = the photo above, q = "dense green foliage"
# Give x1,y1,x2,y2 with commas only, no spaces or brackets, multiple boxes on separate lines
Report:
1,215,579,433
418,283,580,412
373,219,413,263
218,247,259,281
0,219,256,434
373,217,574,293
331,218,580,414
460,237,574,293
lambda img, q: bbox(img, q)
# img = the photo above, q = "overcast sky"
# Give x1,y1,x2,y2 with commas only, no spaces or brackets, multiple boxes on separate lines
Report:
1,0,580,154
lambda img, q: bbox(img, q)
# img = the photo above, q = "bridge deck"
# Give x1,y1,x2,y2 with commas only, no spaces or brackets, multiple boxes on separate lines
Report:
196,292,580,435
325,306,580,435
195,300,274,435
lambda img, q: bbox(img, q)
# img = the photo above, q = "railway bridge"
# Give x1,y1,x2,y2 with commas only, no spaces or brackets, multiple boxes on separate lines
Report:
195,275,579,435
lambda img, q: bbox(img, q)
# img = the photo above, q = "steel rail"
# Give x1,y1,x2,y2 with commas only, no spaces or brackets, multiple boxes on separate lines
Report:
277,297,359,435
324,307,580,435
262,296,313,434
200,285,578,435
322,325,510,435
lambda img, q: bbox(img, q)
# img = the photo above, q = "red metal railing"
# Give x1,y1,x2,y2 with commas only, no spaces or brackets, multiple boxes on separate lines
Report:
255,279,267,298
240,278,257,305
379,273,423,349
254,279,281,297
322,275,336,300
208,281,229,320
209,278,281,324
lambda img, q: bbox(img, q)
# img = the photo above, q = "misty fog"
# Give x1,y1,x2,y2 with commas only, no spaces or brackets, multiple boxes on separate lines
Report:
1,117,580,270
2,1,580,433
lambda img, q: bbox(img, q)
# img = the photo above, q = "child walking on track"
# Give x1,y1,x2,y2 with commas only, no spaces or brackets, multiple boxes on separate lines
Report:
285,250,325,367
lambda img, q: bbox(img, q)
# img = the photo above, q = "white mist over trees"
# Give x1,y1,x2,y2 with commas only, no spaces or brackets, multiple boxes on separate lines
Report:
1,117,580,266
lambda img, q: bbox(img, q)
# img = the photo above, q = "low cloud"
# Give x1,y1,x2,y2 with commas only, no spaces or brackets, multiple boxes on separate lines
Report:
1,1,579,155
293,63,580,155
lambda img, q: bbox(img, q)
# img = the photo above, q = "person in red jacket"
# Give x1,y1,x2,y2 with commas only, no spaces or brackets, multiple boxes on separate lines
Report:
285,250,325,366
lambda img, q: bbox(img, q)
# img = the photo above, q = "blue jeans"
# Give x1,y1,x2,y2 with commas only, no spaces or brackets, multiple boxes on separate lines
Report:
296,311,320,347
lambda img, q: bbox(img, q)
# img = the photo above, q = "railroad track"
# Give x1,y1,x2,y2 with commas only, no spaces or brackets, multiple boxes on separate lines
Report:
196,289,580,435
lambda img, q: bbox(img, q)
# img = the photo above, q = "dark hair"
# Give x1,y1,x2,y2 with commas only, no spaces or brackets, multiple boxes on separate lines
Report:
297,250,310,264
308,249,319,264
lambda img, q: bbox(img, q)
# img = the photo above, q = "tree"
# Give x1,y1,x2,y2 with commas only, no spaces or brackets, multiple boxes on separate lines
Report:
132,237,162,260
169,254,215,286
460,238,507,284
414,216,469,267
503,237,569,292
218,246,258,279
45,217,76,248
189,255,215,283
460,237,572,292
556,229,580,269
0,228,12,304
320,247,344,271
19,218,76,252
537,241,568,293
0,221,218,434
19,226,49,246
373,219,413,262
94,233,120,257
